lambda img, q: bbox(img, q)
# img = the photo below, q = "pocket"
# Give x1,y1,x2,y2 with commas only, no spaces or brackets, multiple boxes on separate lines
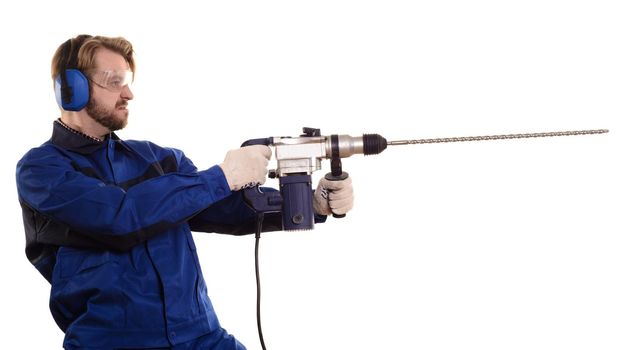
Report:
59,247,112,278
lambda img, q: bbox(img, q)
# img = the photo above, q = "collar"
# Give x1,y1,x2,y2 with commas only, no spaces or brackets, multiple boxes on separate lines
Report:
50,119,121,154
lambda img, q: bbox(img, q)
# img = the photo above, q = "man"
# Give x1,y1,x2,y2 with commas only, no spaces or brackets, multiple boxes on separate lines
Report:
16,34,353,349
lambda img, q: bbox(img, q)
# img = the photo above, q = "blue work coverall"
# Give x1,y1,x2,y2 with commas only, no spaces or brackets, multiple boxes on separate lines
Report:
16,121,299,349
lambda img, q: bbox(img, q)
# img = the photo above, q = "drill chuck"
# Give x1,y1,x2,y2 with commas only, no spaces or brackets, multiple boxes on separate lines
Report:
362,134,388,155
328,133,388,158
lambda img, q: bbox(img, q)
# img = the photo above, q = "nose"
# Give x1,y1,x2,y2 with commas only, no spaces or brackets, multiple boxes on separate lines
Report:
121,85,134,100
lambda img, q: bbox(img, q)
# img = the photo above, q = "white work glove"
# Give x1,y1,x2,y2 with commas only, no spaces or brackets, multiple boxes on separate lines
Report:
313,176,354,216
219,145,272,191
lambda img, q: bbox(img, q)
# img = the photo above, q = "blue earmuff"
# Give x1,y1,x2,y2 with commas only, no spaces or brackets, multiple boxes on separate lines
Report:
54,69,90,111
54,36,92,111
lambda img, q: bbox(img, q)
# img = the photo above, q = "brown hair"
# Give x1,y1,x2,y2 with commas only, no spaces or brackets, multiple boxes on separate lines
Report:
51,34,135,82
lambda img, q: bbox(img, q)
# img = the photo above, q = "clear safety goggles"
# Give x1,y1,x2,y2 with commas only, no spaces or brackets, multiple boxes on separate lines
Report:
87,69,134,92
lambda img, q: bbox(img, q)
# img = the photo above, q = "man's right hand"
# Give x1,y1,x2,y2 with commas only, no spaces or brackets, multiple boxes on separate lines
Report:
219,145,272,191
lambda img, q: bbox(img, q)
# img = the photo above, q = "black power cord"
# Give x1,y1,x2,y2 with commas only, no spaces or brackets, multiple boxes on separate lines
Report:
254,213,267,350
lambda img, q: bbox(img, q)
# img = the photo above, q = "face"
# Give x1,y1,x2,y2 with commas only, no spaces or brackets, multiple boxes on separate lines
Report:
86,48,134,132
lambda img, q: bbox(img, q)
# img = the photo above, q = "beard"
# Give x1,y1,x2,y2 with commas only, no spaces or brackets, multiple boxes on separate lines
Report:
86,98,129,132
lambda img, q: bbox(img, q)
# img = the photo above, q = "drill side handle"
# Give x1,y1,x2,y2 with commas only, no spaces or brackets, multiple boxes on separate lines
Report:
324,157,349,218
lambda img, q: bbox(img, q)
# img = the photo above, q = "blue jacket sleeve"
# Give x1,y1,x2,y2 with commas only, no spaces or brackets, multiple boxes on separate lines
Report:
16,146,232,250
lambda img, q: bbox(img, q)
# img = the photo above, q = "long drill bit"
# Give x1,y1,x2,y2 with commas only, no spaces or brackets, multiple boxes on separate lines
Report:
388,129,609,146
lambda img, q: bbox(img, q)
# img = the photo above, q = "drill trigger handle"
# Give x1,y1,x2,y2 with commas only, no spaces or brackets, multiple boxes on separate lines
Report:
241,137,272,147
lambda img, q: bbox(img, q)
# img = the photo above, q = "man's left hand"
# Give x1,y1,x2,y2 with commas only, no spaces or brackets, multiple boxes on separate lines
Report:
313,176,354,216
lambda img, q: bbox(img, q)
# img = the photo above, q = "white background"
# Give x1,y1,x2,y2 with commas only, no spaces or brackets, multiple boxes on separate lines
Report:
1,1,620,349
